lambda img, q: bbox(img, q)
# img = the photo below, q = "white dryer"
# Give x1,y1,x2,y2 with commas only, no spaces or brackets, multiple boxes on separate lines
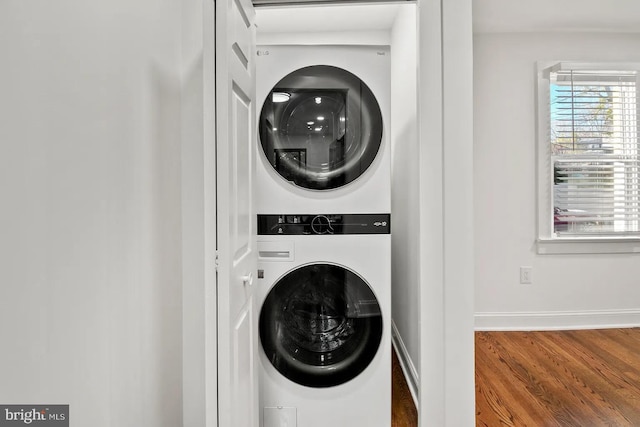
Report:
256,214,391,427
256,45,391,214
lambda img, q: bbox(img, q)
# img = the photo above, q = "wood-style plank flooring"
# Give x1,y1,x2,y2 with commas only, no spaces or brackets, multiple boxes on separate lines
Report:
476,328,640,426
393,349,418,427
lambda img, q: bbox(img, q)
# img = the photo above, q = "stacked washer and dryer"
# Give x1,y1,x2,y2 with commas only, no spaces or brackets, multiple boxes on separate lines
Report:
255,45,391,427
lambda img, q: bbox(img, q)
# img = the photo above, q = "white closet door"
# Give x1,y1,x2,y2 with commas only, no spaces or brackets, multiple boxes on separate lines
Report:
216,0,258,425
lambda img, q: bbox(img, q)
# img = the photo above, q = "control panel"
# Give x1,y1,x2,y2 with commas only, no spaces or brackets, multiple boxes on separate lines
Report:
257,214,391,235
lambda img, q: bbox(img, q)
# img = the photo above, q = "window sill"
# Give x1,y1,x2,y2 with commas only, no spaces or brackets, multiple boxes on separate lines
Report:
537,238,640,255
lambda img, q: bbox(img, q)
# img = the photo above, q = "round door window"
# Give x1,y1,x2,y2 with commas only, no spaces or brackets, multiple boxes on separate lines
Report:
259,263,383,388
259,65,383,190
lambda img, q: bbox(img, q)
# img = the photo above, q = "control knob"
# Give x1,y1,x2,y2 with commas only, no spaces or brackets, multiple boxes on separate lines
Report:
310,215,334,235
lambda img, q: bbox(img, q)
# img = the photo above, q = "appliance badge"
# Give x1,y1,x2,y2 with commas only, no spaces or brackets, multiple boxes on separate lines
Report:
373,221,387,227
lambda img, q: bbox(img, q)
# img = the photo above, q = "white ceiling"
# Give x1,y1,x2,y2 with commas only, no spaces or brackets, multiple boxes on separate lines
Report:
474,0,640,34
255,3,401,33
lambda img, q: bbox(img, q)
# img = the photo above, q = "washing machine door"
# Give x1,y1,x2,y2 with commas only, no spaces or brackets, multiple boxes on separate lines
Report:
259,263,383,388
259,65,383,190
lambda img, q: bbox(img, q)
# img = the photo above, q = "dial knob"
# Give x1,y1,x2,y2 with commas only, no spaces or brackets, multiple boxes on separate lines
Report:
310,215,333,235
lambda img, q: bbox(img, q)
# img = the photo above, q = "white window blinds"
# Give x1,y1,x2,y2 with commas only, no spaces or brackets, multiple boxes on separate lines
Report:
549,67,640,237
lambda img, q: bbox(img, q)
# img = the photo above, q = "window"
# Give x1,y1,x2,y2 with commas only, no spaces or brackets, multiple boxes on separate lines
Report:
537,62,640,252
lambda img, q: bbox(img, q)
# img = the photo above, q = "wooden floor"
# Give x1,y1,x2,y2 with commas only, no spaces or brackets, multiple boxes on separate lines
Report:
476,328,640,426
392,349,419,427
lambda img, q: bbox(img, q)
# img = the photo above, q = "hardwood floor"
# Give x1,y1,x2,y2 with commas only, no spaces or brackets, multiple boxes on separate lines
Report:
393,349,418,427
476,328,640,426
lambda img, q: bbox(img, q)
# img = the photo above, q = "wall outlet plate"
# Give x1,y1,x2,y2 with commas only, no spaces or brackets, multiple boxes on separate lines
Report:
520,266,533,284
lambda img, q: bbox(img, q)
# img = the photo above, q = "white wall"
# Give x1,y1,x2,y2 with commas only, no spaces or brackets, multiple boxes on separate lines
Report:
474,32,640,329
390,3,420,398
0,1,183,425
255,3,398,46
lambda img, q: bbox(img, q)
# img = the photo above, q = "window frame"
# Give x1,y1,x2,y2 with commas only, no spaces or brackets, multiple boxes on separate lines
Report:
536,61,640,254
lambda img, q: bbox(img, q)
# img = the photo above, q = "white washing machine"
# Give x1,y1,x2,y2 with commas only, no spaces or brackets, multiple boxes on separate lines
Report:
256,213,391,427
256,44,391,214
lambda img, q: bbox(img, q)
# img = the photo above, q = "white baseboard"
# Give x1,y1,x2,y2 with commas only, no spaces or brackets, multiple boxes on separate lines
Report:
391,321,419,410
475,309,640,331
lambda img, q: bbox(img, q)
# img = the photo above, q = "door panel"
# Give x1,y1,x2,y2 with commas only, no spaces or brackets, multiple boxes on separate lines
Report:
232,85,251,262
232,301,254,427
216,0,257,425
231,0,252,67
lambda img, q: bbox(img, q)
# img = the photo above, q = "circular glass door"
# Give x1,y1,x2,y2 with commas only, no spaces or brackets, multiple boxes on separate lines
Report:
259,65,383,190
259,263,383,388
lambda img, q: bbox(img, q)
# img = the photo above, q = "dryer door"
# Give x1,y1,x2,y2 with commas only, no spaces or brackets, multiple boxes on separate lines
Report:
258,65,383,190
259,263,383,388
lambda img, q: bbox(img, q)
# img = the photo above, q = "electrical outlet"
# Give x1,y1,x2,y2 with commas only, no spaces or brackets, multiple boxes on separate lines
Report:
520,266,533,284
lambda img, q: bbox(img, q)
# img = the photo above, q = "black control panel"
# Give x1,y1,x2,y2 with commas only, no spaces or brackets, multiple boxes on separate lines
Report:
258,214,391,235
